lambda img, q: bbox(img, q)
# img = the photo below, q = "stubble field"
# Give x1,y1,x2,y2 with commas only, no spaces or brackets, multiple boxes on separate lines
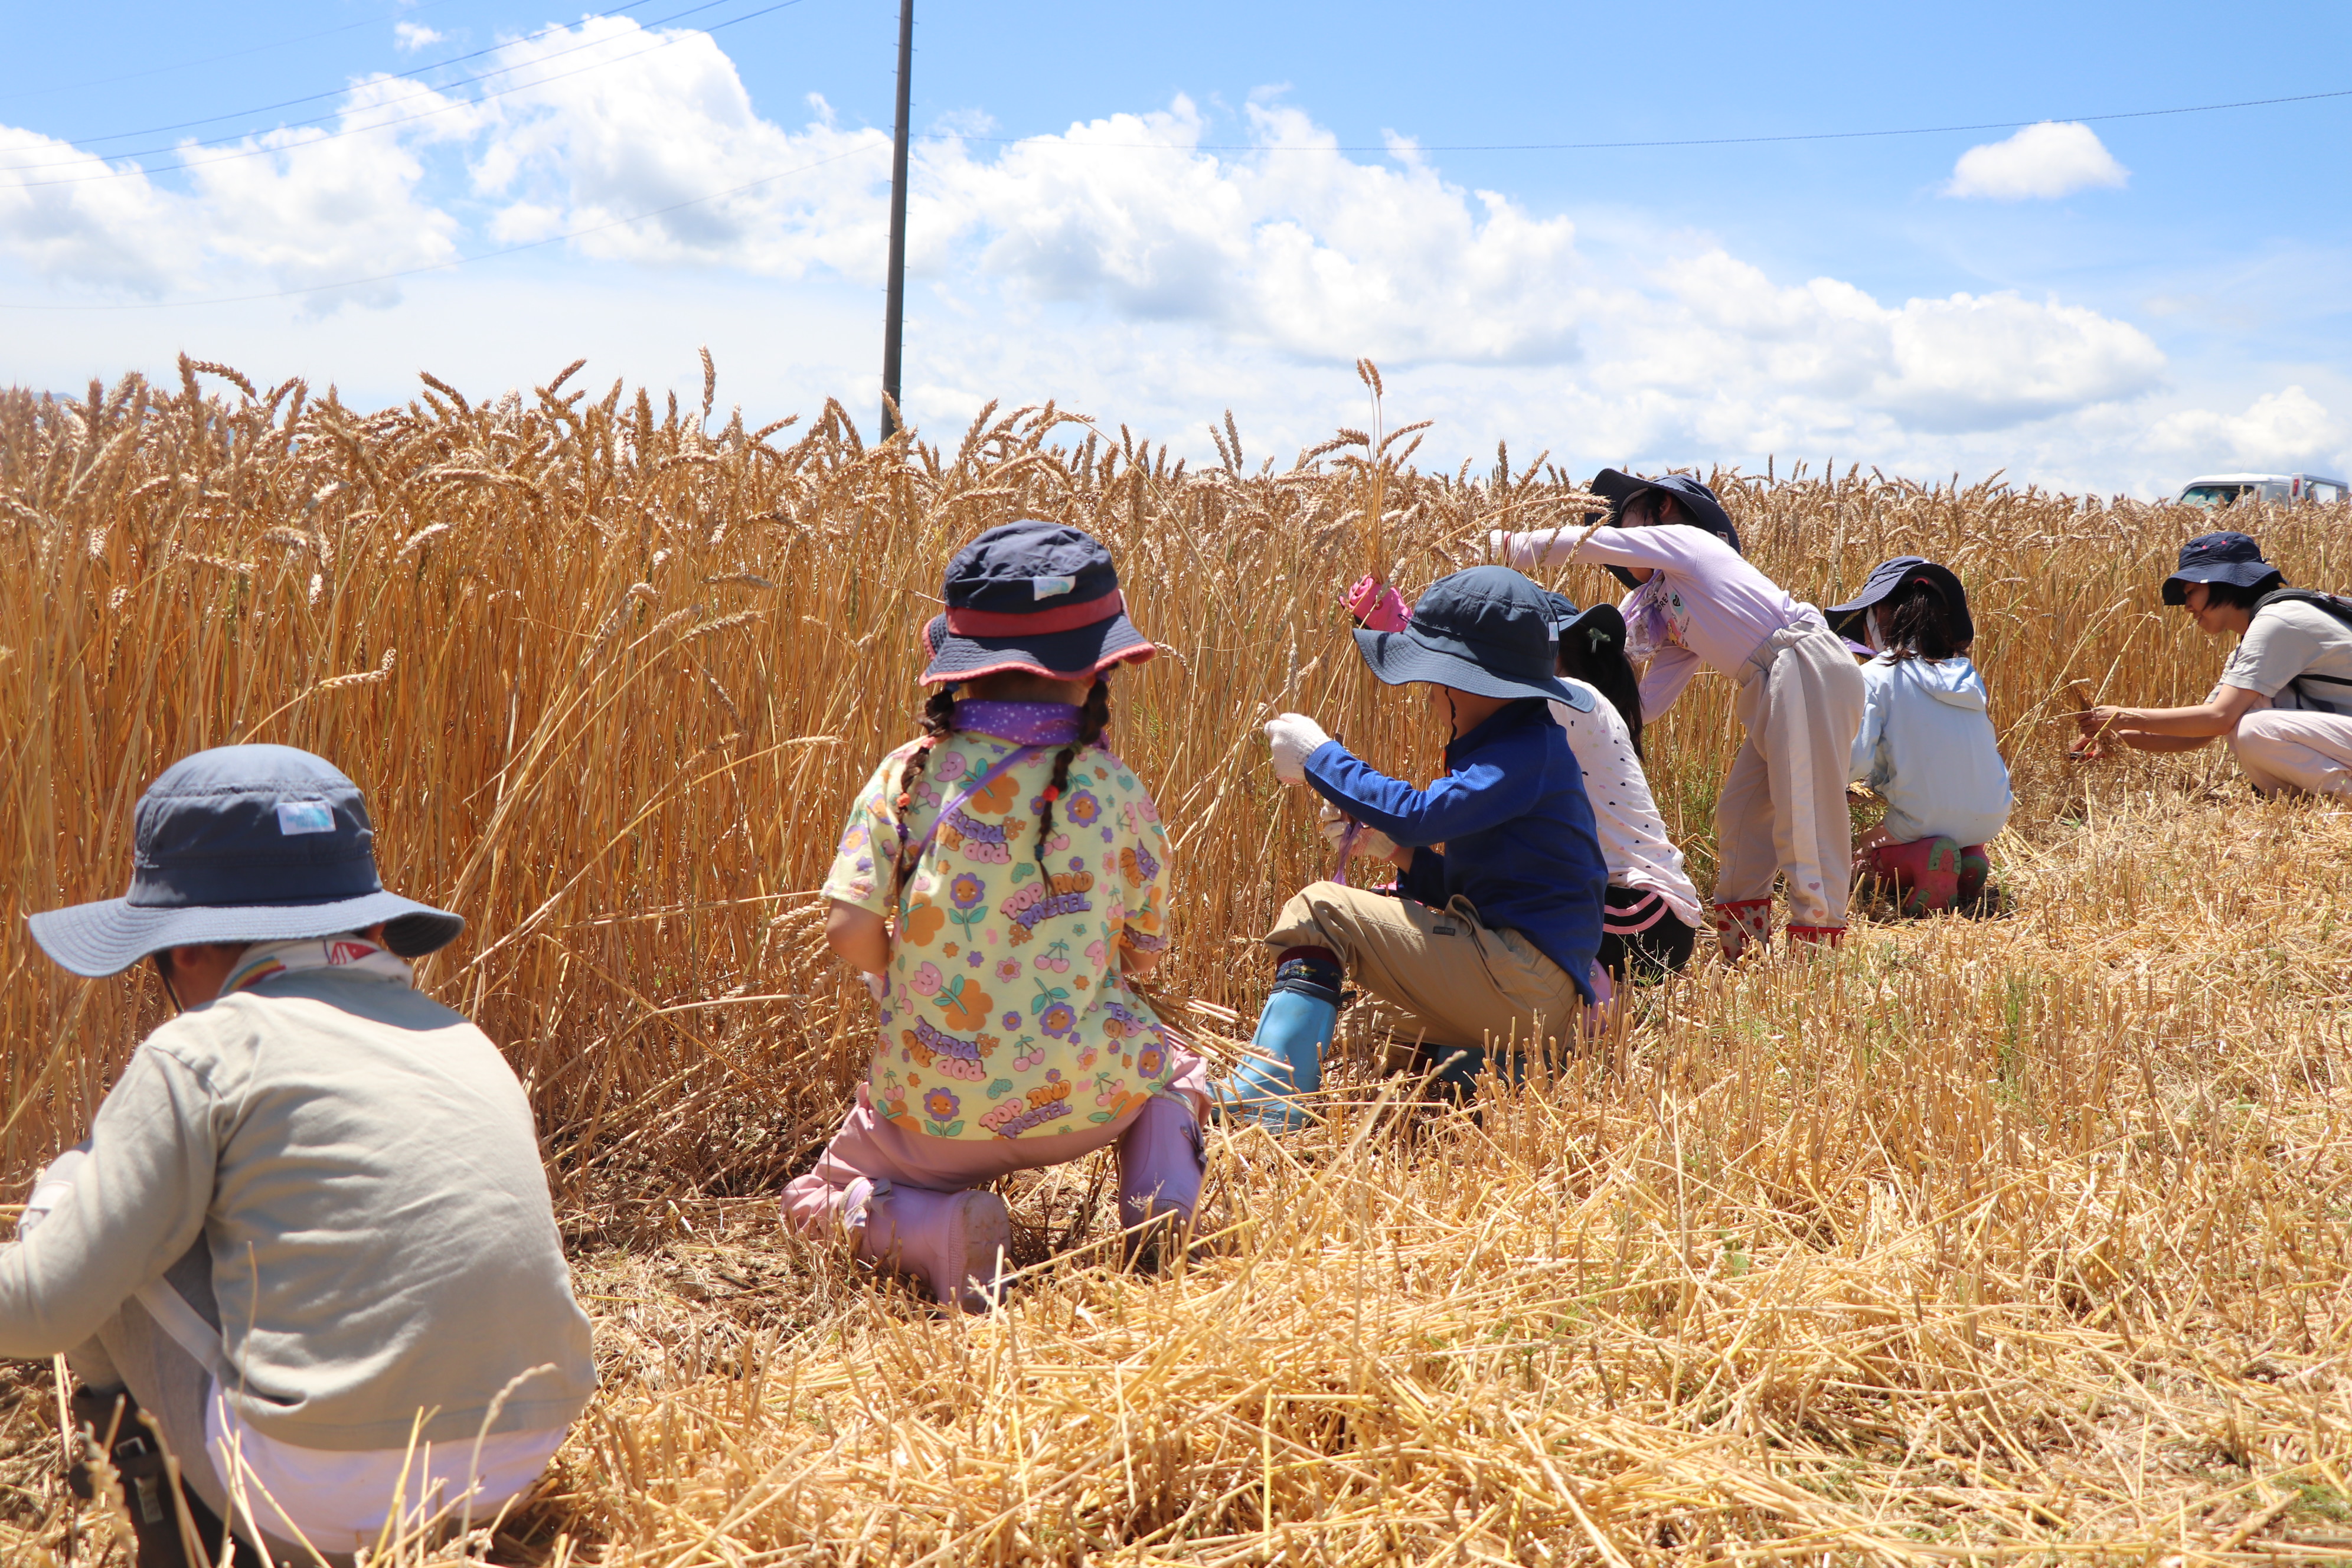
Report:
2,358,2351,1563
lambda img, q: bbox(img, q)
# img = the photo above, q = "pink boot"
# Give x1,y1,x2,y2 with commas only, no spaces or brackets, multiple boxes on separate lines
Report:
1115,1096,1204,1268
1867,837,1959,914
848,1179,1011,1313
1955,844,1991,908
1713,898,1773,961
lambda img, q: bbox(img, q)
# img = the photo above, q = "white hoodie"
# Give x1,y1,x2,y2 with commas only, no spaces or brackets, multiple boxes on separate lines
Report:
1849,654,2012,847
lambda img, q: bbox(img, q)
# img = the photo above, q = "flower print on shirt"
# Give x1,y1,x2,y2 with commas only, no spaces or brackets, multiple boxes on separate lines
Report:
922,1087,964,1137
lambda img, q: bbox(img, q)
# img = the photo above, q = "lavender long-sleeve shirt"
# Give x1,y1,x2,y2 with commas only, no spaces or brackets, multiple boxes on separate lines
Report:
1500,523,1809,718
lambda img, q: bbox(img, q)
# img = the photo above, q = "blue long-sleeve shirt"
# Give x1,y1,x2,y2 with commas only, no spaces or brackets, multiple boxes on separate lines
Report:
1302,698,1607,1001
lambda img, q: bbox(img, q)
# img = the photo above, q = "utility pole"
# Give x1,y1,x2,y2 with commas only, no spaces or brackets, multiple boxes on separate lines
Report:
879,0,913,441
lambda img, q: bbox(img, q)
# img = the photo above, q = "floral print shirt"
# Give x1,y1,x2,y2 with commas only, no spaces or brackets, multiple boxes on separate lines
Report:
822,730,1175,1141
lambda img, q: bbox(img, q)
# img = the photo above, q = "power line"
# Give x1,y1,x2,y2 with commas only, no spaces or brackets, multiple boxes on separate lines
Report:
0,0,468,107
0,0,762,179
933,84,2352,156
0,142,886,312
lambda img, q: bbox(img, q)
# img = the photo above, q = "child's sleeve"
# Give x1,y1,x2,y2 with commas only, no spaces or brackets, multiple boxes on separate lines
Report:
818,752,908,917
1503,522,1725,574
1116,779,1172,955
1636,645,1703,719
1849,673,1887,784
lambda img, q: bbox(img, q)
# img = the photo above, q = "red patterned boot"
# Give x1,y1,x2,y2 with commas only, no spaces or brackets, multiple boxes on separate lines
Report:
1713,898,1773,961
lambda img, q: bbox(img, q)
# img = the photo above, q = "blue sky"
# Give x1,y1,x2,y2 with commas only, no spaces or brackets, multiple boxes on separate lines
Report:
2,0,2346,492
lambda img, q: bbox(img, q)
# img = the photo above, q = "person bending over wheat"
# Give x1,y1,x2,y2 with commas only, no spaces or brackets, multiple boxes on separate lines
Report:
1494,471,1867,958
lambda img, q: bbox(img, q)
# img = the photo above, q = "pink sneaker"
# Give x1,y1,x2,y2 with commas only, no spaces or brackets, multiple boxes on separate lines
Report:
851,1181,1011,1313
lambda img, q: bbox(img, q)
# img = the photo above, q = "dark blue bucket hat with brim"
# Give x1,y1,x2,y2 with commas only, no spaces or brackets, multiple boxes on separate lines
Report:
1590,469,1742,590
1825,556,1974,648
27,744,464,978
920,520,1154,684
2162,531,2285,605
1354,567,1591,710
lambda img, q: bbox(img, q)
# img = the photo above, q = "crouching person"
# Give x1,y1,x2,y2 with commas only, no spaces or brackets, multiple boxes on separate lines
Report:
4,745,596,1567
781,522,1209,1312
2078,531,2352,801
1221,566,1611,1125
1831,558,2013,912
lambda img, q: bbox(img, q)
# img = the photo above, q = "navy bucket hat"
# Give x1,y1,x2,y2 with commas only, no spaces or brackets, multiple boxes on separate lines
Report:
1353,567,1590,709
27,744,464,978
920,520,1154,684
1589,469,1742,590
1825,557,1974,649
2162,531,2285,605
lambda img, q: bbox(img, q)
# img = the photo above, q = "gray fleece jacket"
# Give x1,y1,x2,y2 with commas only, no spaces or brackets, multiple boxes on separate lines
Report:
0,968,596,1449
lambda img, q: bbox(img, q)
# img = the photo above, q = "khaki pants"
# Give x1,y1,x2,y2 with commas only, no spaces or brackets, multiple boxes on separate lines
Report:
1716,620,1867,930
1263,882,1587,1055
2233,708,2352,799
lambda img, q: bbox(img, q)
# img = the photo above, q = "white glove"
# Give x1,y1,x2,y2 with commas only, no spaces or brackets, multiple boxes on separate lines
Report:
1317,809,1398,864
1265,712,1332,782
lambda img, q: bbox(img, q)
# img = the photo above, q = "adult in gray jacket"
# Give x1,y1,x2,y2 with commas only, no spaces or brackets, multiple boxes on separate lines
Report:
5,744,596,1566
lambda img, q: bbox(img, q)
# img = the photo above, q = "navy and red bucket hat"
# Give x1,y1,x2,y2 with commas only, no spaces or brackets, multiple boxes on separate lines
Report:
920,521,1155,684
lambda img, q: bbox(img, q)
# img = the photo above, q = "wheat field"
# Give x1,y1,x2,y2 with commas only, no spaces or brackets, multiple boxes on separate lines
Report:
3,356,2351,1563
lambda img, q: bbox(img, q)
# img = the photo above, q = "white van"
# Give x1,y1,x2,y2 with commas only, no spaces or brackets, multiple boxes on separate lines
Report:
2175,472,2348,508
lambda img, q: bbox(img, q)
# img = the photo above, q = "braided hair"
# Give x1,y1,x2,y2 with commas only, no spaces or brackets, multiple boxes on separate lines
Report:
890,687,959,897
1033,678,1111,871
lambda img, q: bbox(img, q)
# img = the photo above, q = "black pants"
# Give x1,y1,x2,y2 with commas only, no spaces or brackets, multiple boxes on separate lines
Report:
1595,885,1697,982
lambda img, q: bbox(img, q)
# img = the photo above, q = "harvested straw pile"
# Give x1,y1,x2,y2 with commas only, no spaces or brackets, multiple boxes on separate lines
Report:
4,358,2352,1562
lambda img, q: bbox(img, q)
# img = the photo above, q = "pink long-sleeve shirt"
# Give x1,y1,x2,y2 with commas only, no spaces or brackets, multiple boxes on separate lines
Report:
1502,523,1809,718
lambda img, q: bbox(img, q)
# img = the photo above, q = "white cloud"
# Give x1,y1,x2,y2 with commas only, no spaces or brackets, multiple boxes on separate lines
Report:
919,100,1583,365
2141,387,2348,473
393,22,447,53
0,77,475,305
465,18,891,279
1943,122,2128,201
0,40,2252,493
0,128,191,290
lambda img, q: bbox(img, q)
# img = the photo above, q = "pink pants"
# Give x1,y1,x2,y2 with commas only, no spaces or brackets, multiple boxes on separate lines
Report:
2233,710,2352,800
781,1046,1209,1231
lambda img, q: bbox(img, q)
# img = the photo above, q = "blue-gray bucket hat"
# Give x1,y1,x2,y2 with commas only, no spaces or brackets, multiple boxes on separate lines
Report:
27,744,463,977
1353,566,1590,709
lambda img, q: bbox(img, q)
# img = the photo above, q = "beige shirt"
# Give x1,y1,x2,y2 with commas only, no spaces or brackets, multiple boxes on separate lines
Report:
2213,599,2352,716
0,968,595,1450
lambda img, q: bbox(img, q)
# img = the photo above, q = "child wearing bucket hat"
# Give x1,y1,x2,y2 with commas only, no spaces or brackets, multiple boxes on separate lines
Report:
1495,469,1866,957
1829,558,2012,913
1543,592,1706,978
3,744,594,1567
782,521,1209,1308
2076,531,2352,800
1220,566,1612,1125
